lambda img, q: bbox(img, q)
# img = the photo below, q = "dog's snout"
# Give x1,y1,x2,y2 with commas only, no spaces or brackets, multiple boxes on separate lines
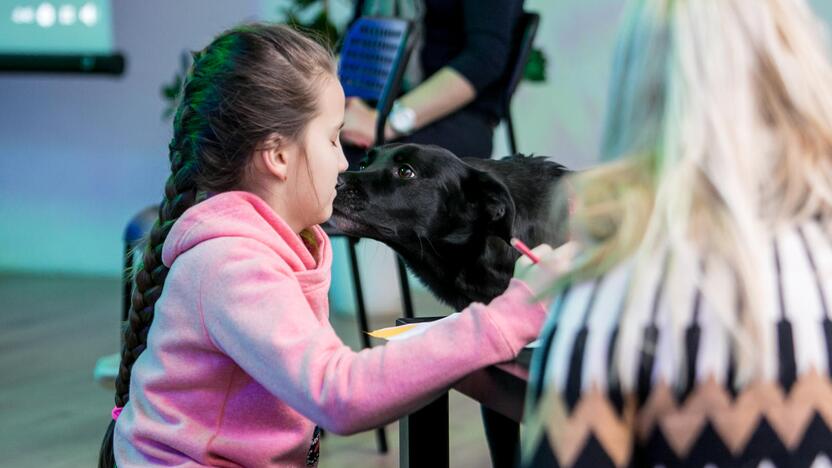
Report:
333,173,368,210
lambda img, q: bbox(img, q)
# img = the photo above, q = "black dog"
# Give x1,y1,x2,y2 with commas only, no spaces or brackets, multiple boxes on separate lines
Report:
332,143,570,468
331,143,570,312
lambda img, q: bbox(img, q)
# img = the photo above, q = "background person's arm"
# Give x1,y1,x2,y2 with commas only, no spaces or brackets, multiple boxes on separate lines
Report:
394,67,476,132
342,0,520,147
342,69,475,146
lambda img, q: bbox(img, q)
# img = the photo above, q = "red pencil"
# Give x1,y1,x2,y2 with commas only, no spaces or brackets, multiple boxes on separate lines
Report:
510,237,540,264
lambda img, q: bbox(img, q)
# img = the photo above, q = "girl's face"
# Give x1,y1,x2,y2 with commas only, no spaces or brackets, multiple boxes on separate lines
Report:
292,75,349,229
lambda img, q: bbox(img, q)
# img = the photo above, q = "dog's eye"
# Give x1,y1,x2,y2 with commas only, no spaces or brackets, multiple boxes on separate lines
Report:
358,160,369,171
396,165,416,179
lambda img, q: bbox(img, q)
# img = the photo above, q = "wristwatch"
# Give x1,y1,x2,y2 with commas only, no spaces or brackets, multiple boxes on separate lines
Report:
387,100,417,136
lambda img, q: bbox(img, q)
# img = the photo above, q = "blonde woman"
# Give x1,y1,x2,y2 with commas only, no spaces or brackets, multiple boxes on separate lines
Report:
522,0,832,466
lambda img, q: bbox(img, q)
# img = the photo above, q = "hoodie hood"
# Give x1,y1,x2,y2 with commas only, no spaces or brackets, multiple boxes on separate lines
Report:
161,191,331,280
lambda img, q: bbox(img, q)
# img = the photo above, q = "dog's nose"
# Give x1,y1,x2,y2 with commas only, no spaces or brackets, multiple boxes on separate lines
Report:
336,175,346,191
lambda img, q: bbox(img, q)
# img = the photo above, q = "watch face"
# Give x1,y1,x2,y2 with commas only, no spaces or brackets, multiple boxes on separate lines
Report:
391,105,416,134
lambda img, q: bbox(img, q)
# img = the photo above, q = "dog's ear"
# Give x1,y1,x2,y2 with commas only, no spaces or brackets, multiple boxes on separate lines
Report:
470,170,516,242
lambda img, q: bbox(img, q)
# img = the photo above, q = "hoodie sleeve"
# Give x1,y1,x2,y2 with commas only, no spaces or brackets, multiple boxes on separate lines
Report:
200,240,546,435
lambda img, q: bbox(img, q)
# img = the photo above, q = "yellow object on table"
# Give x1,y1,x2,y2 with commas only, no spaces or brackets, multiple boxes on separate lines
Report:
367,323,419,340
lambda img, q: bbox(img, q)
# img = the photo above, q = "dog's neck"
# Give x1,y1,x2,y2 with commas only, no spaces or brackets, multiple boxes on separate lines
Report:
394,233,517,311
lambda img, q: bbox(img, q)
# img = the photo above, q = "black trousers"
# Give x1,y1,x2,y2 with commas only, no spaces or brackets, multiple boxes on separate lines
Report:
344,108,495,169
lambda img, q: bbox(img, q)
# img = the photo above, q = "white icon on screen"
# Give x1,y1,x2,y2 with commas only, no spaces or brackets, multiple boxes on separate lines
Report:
78,2,98,27
59,4,76,25
36,3,57,28
11,6,36,24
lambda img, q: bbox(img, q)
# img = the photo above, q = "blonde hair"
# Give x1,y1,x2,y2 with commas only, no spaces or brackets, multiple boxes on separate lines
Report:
554,0,832,388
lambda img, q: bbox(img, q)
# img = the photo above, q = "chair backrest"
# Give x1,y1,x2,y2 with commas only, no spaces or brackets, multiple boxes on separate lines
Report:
338,16,413,145
500,12,541,117
122,205,158,323
124,205,158,245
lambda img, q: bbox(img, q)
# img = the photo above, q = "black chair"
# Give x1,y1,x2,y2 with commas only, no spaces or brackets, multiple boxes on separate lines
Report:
339,16,414,147
501,11,541,155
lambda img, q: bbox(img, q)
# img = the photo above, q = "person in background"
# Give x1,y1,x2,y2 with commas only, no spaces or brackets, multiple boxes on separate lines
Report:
340,0,524,165
95,23,553,468
521,0,832,466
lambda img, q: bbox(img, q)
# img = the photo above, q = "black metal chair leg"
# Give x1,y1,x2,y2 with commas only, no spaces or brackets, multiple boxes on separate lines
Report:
347,238,371,348
346,237,388,454
396,257,415,319
506,112,518,155
482,406,521,468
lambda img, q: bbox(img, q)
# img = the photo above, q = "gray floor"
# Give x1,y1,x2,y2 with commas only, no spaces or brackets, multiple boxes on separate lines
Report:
0,273,491,467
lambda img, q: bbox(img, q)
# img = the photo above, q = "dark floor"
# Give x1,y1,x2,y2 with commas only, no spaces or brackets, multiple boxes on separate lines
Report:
0,273,492,467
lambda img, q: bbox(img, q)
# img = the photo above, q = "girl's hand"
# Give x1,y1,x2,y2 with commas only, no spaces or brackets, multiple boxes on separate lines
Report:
513,241,578,301
341,97,377,148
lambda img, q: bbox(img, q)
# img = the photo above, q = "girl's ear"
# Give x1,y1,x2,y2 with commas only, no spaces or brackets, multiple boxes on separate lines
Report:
254,135,296,182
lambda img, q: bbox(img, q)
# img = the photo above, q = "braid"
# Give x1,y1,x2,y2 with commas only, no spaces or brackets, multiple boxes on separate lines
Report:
116,140,199,405
100,136,199,468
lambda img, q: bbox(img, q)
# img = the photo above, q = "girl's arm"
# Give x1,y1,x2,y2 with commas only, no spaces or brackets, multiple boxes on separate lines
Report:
200,242,546,434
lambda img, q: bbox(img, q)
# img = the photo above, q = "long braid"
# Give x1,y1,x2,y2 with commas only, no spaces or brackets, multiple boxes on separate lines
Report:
115,146,198,406
99,98,201,468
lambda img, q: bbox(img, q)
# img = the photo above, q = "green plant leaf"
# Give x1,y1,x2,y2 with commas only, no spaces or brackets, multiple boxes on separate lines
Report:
282,10,303,27
279,0,343,47
310,11,340,48
524,48,547,82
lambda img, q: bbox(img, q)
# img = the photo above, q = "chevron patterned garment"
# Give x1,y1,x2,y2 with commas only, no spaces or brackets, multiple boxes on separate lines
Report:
522,217,832,467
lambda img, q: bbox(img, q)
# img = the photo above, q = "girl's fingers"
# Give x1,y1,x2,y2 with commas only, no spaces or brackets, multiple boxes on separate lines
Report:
538,241,579,274
529,243,554,258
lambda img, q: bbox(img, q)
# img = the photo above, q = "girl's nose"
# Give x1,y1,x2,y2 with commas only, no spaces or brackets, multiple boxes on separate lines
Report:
337,149,349,172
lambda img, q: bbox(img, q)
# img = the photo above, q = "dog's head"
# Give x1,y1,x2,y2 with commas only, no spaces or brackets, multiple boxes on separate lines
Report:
331,143,516,250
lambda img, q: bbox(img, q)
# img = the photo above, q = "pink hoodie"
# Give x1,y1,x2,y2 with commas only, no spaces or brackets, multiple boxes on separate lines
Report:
113,191,547,467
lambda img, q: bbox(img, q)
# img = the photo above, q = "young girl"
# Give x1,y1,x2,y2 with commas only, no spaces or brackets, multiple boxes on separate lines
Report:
98,23,552,467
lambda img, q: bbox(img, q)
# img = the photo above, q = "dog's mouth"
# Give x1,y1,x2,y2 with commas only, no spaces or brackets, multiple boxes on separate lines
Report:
330,207,398,240
330,207,374,235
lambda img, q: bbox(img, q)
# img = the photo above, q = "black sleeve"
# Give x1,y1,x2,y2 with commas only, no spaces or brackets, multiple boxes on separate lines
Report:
349,0,364,28
447,0,522,92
